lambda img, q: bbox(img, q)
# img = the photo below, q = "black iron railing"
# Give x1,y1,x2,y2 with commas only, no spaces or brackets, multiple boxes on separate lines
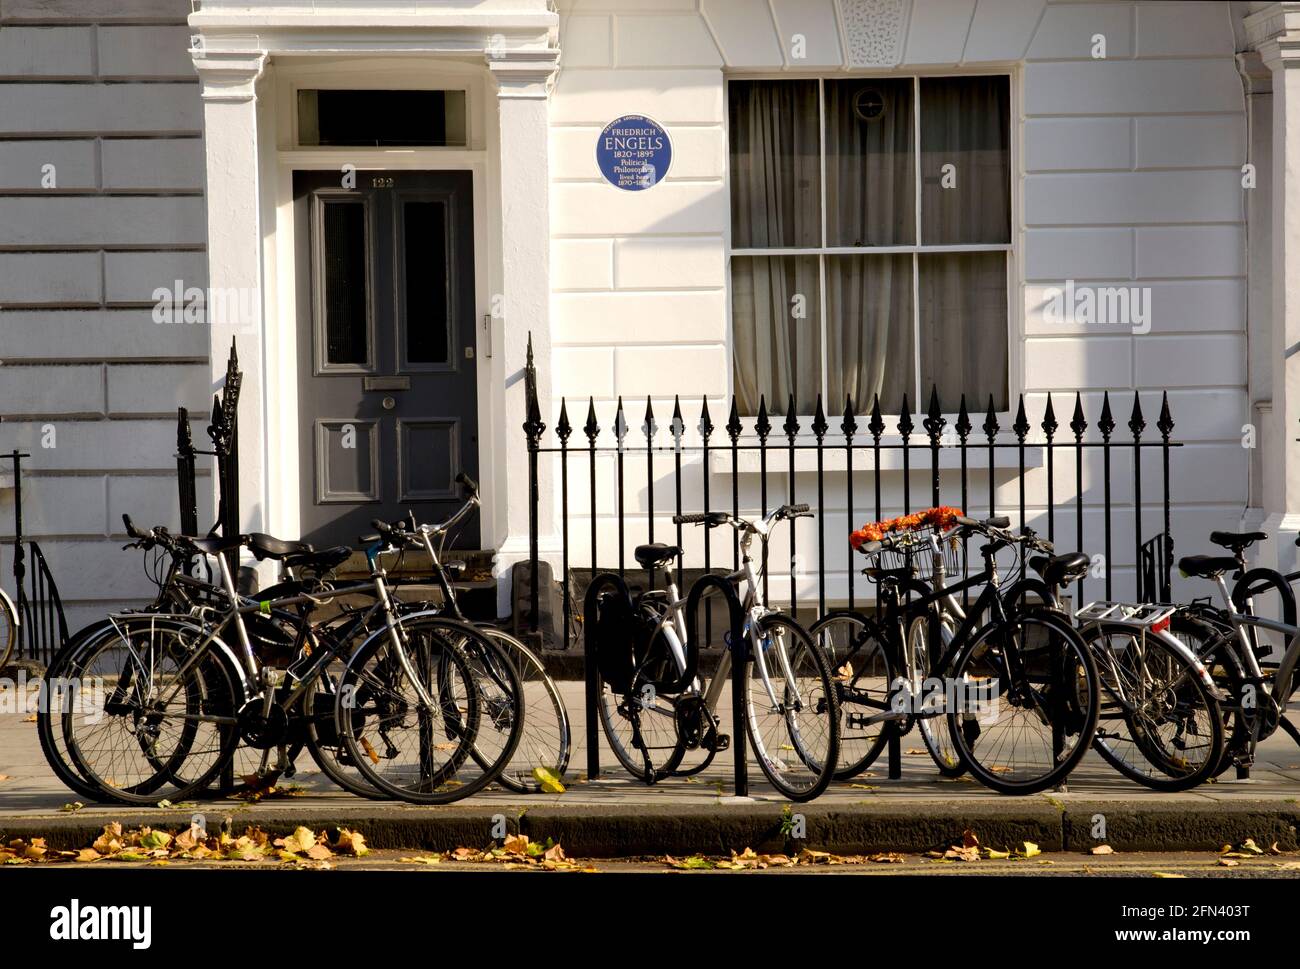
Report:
176,339,242,550
4,450,69,665
523,347,1182,648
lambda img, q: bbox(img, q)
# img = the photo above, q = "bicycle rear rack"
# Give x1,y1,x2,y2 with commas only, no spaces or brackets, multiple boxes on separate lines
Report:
1075,600,1177,628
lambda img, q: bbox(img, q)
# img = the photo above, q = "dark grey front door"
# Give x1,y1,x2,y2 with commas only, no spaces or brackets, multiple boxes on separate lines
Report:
294,170,478,548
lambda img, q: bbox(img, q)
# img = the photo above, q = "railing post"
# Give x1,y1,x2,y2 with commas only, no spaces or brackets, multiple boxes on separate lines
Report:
1042,395,1058,544
556,399,573,648
1013,395,1030,530
812,395,828,618
1070,394,1088,604
924,386,944,509
9,450,26,659
956,397,971,602
756,396,771,604
523,335,546,641
841,396,857,611
176,407,198,539
783,395,799,617
1129,392,1147,603
1099,392,1115,599
1158,392,1176,601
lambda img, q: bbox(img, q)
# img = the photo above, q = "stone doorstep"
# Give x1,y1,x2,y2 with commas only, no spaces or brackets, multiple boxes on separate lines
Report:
3,799,1296,858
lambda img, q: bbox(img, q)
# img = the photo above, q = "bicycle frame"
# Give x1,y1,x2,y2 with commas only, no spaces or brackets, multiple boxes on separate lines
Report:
645,514,802,719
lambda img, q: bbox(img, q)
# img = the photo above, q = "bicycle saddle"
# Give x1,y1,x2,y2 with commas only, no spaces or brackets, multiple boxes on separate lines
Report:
248,533,351,570
1209,530,1266,553
1027,552,1089,588
634,543,680,569
1178,554,1238,578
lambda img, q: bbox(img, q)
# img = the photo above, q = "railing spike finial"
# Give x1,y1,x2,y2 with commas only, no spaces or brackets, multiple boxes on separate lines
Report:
1012,394,1031,443
614,396,628,449
1128,390,1146,439
1042,393,1059,441
982,394,999,442
699,395,715,441
956,394,972,442
1070,391,1087,440
671,395,686,448
898,392,913,438
1099,391,1116,441
583,396,600,443
812,393,828,442
556,397,572,443
642,395,656,442
782,393,800,441
522,330,544,441
923,385,945,442
755,395,771,444
868,393,885,441
726,395,743,443
840,393,857,440
1157,391,1174,440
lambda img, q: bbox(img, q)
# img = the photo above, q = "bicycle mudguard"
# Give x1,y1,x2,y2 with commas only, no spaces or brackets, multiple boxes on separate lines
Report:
1231,568,1297,670
1000,577,1059,612
92,612,256,708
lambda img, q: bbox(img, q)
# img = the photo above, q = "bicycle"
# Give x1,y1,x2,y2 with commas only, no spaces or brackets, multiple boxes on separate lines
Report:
360,476,571,795
814,514,1100,795
594,503,841,801
60,520,525,805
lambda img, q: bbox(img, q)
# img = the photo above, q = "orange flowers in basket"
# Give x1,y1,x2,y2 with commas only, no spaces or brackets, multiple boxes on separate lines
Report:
848,506,963,550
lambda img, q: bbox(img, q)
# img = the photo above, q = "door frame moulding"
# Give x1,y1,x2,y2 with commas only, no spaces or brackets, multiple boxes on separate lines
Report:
265,54,498,547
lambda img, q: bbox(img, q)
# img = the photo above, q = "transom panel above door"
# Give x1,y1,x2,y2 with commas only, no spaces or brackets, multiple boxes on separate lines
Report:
294,170,479,548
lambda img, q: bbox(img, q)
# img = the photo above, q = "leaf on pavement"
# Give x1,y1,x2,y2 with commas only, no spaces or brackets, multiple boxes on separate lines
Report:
533,766,566,793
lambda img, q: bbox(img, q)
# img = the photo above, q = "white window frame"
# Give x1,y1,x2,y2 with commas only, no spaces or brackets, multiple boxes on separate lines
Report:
724,70,1019,421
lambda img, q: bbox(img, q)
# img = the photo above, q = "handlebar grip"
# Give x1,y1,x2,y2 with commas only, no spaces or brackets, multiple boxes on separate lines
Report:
456,471,479,495
674,513,708,525
122,513,146,540
954,515,980,528
786,503,811,515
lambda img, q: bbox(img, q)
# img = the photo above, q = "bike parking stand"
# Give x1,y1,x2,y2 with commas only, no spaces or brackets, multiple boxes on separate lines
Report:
582,570,749,797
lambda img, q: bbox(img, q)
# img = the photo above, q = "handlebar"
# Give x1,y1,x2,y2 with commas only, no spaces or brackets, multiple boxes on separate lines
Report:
672,503,812,530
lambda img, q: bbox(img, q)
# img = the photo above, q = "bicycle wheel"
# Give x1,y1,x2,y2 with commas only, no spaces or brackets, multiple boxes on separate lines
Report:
810,611,894,779
908,611,966,777
1085,622,1224,791
947,609,1099,795
744,613,839,801
337,616,516,804
0,593,16,669
38,619,119,802
595,603,686,783
479,628,571,794
63,616,242,806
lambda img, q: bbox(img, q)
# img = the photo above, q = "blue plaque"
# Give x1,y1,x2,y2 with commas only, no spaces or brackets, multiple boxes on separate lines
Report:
596,114,672,191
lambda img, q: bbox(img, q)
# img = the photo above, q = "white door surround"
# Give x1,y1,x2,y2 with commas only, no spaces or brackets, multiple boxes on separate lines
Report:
188,6,560,604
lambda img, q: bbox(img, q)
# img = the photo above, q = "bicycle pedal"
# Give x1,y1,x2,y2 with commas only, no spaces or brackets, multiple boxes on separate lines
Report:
712,733,730,752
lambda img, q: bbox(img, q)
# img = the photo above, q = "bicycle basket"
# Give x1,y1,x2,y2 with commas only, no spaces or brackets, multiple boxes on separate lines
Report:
861,530,963,581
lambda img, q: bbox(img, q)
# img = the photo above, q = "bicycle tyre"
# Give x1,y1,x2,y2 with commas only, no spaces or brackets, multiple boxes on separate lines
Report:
809,611,895,779
744,613,840,801
947,608,1099,795
1085,621,1224,792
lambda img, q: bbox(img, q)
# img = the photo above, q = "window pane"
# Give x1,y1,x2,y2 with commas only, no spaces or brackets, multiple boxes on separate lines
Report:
918,251,1008,410
321,200,369,366
825,79,915,246
920,76,1010,245
731,255,820,414
826,253,914,411
403,200,449,364
298,90,467,147
728,80,820,248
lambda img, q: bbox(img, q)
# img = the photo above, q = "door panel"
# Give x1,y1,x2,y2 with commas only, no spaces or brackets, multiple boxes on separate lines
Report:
295,170,479,548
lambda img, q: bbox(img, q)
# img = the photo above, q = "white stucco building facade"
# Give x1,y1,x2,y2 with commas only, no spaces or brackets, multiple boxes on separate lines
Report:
5,0,1300,621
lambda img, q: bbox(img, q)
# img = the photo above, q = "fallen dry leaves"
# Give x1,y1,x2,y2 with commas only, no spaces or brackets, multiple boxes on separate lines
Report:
0,821,369,867
400,834,593,872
